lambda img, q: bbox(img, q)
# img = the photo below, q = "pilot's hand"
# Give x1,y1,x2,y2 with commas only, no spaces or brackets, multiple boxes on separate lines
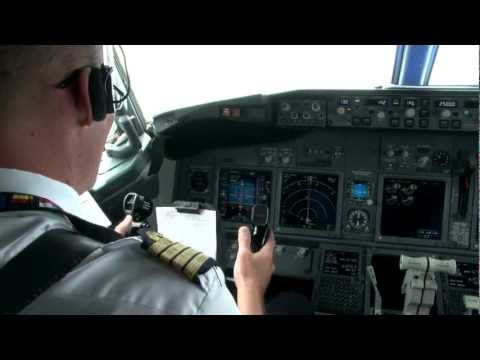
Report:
234,226,275,315
114,215,133,236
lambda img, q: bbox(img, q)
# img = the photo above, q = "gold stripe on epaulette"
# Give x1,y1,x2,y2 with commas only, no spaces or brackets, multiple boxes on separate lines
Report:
146,231,167,242
148,238,174,256
159,243,188,262
171,248,200,272
183,253,209,280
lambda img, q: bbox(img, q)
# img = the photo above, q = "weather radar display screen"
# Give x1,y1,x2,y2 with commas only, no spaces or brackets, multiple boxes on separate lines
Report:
280,172,338,231
218,169,272,223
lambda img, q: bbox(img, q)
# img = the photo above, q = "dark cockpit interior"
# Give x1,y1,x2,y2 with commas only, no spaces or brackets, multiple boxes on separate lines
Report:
90,45,479,315
149,87,479,314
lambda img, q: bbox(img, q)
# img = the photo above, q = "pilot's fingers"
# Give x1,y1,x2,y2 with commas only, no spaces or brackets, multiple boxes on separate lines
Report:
114,215,133,236
259,230,276,256
237,226,252,253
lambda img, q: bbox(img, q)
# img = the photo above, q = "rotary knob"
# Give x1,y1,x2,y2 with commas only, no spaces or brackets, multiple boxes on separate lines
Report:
281,102,291,112
405,108,416,118
296,247,308,258
264,154,274,163
377,111,386,120
416,155,430,168
337,106,346,115
281,155,291,165
386,149,395,158
311,102,321,112
441,109,452,118
302,112,312,120
401,150,410,159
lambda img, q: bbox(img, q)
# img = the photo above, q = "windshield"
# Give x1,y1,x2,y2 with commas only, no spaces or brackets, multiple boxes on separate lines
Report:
123,45,397,122
428,45,479,86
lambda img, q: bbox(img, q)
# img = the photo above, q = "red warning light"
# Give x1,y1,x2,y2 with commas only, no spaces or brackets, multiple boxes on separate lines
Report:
222,107,231,117
222,107,241,118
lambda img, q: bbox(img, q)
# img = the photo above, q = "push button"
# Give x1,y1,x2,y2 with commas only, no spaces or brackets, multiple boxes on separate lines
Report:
361,117,371,126
392,98,401,106
419,118,429,128
390,118,400,128
439,119,450,129
404,118,414,128
419,109,430,117
451,119,461,129
421,99,430,108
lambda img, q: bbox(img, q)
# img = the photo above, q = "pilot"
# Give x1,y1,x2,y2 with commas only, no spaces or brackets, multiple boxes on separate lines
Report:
0,45,275,315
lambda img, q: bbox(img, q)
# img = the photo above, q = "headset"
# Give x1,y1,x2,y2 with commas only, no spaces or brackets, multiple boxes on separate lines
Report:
56,45,130,122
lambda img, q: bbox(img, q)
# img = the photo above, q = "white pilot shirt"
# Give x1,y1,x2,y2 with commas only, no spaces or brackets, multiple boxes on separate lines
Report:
0,168,241,315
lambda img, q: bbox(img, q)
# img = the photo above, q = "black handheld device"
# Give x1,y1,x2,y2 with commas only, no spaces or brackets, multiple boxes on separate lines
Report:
250,204,270,252
123,193,153,222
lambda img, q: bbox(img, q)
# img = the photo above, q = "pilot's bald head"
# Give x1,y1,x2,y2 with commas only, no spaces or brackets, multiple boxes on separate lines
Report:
0,45,102,126
0,45,113,193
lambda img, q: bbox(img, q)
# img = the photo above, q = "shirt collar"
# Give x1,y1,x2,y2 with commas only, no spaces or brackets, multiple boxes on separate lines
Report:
0,168,85,220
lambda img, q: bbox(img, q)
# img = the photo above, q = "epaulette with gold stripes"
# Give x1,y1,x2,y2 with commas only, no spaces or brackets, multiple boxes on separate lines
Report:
140,230,216,284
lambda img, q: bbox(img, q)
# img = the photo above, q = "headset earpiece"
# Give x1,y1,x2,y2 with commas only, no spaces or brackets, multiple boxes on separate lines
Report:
88,66,114,122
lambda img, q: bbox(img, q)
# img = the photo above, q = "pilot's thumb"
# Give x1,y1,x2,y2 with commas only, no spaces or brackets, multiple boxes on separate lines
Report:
237,226,252,253
115,215,133,236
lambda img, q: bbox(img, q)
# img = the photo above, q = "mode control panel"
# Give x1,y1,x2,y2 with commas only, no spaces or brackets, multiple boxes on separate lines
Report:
320,93,478,132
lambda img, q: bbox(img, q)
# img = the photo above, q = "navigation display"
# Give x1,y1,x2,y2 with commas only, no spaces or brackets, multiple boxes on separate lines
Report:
218,169,272,223
280,172,338,231
323,250,360,277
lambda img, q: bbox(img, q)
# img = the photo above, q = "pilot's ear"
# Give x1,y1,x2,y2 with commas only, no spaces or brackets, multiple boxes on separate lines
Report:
74,68,94,127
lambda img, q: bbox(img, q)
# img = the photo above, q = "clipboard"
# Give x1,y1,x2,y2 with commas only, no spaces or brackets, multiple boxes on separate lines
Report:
155,201,225,260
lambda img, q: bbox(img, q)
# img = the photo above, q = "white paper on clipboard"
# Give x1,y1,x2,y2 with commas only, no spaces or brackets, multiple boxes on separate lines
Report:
155,207,217,259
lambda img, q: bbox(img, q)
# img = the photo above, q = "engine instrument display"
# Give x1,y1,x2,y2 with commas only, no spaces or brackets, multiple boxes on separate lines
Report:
380,178,445,240
280,172,338,231
218,169,272,223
